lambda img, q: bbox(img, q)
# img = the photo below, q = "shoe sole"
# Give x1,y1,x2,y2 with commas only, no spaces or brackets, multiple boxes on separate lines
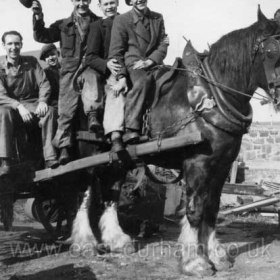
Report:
59,158,71,165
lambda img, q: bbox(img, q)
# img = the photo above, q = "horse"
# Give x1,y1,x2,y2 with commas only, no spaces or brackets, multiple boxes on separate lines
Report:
68,7,280,277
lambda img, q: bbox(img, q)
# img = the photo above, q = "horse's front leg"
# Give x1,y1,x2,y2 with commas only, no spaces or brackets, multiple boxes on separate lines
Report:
179,195,214,277
200,221,232,271
99,201,132,253
98,171,133,253
179,156,215,277
68,186,98,254
200,161,235,271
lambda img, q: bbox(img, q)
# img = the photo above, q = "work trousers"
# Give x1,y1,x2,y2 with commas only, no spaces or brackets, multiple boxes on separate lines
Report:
103,75,125,135
0,102,57,161
52,69,104,148
125,69,154,131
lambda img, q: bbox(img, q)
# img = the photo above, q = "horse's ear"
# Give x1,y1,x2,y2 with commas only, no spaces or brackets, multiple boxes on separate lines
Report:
257,4,268,23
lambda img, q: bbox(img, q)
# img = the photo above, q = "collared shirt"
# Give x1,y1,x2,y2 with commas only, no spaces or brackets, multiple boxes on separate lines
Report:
74,13,91,42
0,55,51,109
133,7,151,31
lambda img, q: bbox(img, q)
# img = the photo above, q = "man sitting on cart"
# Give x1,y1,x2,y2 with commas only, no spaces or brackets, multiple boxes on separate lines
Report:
109,0,169,144
85,0,128,152
0,30,58,174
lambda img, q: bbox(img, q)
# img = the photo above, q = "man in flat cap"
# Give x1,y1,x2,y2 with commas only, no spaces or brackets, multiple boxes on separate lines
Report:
109,0,168,143
31,0,100,164
40,43,60,108
0,30,58,172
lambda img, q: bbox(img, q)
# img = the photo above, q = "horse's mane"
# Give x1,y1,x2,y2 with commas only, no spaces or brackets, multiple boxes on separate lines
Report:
208,21,263,87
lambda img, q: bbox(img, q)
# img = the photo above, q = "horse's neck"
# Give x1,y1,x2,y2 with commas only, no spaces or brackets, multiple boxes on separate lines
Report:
207,54,254,114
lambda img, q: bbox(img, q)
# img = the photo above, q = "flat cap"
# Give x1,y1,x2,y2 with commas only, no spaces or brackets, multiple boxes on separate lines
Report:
39,44,57,60
19,0,33,8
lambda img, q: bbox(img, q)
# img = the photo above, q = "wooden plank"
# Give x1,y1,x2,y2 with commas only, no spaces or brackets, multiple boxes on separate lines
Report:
220,197,280,215
223,183,265,196
33,132,203,183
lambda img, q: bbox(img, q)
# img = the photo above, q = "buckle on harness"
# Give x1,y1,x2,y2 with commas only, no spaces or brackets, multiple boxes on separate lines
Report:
195,96,216,112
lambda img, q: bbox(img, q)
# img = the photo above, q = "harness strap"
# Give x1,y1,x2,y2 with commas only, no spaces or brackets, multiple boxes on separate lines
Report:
202,57,252,127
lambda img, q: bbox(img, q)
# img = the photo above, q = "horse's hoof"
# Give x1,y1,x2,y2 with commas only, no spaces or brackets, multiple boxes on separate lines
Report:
106,234,134,254
69,241,98,257
209,245,233,271
210,255,233,271
117,241,135,254
181,256,215,277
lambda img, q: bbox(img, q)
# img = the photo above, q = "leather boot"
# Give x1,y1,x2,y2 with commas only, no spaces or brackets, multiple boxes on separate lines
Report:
59,148,71,165
88,111,102,133
111,137,125,153
45,159,59,169
123,129,140,144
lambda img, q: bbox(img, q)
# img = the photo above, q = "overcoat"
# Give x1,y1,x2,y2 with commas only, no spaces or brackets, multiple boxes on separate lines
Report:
109,9,168,75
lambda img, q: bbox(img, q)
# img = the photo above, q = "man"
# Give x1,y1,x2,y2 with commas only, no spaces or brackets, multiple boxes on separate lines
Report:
86,0,128,152
109,0,168,143
32,0,100,164
0,31,58,172
39,43,60,108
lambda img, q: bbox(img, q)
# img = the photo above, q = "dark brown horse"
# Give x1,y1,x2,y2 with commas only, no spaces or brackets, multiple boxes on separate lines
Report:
70,8,280,277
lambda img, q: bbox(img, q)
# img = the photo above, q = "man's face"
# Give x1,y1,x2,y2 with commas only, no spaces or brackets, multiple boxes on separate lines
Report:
131,0,148,12
99,0,118,18
45,50,59,67
71,0,91,16
2,34,22,60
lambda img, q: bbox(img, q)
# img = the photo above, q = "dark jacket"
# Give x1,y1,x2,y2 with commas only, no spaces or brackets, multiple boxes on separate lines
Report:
33,11,100,73
86,16,114,75
109,9,168,76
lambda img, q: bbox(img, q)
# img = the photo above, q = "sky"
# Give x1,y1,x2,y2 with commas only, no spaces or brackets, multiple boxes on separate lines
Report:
0,0,280,122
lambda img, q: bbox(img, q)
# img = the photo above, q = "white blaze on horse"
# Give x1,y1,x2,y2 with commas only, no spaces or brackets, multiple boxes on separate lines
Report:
69,7,280,277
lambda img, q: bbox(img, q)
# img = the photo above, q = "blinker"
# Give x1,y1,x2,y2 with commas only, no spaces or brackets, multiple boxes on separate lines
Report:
259,36,280,94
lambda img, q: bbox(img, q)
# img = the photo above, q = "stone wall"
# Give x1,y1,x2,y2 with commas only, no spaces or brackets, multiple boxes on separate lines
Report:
239,122,280,183
240,122,280,162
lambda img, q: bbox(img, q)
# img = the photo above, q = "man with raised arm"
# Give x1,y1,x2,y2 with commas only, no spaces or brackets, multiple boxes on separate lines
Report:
109,0,168,143
0,31,58,173
86,0,128,152
32,0,100,164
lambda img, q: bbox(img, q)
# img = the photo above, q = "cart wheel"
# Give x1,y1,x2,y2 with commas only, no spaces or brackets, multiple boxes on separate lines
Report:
24,198,40,222
33,198,68,236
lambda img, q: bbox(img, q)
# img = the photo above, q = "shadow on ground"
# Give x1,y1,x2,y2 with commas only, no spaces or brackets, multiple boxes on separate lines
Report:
8,264,96,280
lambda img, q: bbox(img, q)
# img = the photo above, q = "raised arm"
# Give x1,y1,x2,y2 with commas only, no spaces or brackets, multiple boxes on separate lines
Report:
32,1,61,43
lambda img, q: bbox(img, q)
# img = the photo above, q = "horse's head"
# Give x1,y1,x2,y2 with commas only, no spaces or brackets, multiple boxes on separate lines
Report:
251,6,280,110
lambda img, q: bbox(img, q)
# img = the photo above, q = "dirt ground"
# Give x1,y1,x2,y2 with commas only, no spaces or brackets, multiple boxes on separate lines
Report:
1,204,280,280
